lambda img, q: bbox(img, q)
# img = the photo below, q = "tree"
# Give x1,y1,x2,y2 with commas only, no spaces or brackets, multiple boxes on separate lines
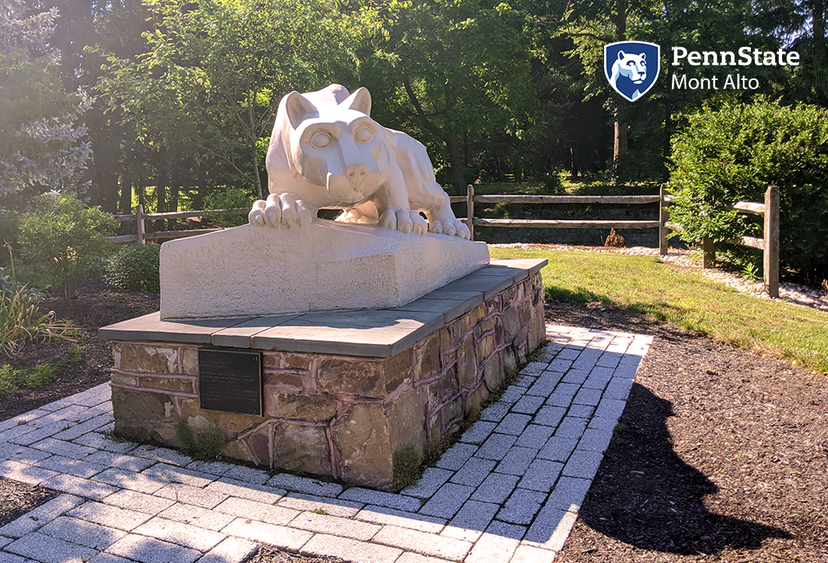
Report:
0,0,92,206
359,0,537,194
98,0,359,201
556,0,784,181
751,0,828,104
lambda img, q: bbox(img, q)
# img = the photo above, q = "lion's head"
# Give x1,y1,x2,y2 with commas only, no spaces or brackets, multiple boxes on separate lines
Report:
267,85,388,208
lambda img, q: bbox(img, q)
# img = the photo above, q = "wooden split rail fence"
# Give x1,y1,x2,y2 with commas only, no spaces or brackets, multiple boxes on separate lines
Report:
108,185,780,297
451,184,780,297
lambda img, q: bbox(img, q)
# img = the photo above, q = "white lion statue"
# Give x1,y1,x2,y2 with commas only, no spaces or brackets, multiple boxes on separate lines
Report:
248,84,470,239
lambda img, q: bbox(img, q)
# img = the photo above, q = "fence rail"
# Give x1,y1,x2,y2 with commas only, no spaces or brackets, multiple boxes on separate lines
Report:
108,206,248,245
454,185,665,243
109,185,780,297
701,185,780,298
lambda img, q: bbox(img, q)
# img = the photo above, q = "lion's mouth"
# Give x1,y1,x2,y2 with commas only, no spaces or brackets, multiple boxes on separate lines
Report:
327,169,381,205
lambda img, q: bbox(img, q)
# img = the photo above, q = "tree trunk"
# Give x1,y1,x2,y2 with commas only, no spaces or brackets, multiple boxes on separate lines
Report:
249,96,264,199
137,179,145,209
614,121,628,158
447,133,466,196
156,162,167,234
168,179,179,230
612,0,628,181
119,173,132,214
570,147,578,178
812,0,825,44
156,180,166,214
613,121,628,182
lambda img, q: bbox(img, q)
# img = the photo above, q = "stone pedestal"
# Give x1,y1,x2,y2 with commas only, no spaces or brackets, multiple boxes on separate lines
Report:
101,259,547,490
159,220,489,319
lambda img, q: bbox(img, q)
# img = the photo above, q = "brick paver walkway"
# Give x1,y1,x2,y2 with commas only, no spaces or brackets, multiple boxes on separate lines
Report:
0,325,651,563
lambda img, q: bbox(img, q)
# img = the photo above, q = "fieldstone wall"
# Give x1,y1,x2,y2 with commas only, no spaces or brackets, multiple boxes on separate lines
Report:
109,270,545,490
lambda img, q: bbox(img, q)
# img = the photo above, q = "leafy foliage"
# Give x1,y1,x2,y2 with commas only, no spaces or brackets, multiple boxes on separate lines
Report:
360,0,536,193
0,362,61,395
106,244,160,293
203,187,253,228
18,192,117,298
0,270,75,356
98,0,359,199
668,97,828,279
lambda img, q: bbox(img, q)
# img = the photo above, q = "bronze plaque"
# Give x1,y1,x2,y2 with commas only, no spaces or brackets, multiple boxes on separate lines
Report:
198,349,262,416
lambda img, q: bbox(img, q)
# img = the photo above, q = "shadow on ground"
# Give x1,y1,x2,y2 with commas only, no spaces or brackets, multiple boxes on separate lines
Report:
577,384,791,555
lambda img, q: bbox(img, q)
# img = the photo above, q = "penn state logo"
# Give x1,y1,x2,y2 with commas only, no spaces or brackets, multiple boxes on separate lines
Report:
604,41,660,102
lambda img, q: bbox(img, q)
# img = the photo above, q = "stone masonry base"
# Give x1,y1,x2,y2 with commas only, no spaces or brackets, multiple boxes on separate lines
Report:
105,261,546,490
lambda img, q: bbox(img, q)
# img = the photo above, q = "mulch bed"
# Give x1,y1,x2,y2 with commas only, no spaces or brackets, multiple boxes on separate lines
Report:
1,280,827,562
0,277,160,422
548,302,828,562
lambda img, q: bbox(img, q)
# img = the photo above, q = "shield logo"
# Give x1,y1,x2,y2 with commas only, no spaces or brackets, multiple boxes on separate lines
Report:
604,41,660,102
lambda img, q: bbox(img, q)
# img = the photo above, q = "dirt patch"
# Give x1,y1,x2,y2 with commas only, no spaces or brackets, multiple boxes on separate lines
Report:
0,479,58,527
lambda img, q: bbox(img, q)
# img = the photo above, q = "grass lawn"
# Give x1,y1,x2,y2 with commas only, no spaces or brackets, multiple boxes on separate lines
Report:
490,246,828,374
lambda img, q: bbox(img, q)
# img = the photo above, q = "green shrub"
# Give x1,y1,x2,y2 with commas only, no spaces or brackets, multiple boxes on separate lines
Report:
106,244,160,292
668,97,828,280
0,270,75,355
542,172,564,194
18,192,117,299
203,187,253,228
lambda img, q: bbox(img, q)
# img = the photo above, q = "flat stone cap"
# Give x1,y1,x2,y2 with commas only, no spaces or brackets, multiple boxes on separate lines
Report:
99,258,547,357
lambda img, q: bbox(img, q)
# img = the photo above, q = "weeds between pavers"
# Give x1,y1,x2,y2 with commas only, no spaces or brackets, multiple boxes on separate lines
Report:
175,419,225,462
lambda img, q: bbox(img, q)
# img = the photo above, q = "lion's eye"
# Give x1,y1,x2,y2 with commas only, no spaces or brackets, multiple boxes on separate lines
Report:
311,131,332,149
354,126,372,143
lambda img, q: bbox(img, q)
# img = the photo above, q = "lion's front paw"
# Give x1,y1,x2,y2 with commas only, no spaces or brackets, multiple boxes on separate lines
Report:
429,219,471,240
379,207,414,234
249,193,312,228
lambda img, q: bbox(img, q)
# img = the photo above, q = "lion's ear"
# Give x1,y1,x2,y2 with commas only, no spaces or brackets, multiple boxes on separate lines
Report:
341,87,372,116
617,51,626,60
284,91,317,129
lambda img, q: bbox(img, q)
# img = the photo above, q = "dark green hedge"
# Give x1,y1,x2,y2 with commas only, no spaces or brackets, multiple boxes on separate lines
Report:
668,97,828,279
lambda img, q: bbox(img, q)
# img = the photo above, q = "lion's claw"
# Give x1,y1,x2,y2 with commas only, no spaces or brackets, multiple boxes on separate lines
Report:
249,193,312,228
430,218,470,240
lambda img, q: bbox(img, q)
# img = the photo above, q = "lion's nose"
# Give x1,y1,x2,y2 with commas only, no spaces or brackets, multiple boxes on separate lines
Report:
347,165,368,188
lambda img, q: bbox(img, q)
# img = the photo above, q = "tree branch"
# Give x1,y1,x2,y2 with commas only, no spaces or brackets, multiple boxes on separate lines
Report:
560,30,611,42
403,78,447,141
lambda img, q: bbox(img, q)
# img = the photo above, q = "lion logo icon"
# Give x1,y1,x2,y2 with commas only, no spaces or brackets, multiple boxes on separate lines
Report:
604,42,660,102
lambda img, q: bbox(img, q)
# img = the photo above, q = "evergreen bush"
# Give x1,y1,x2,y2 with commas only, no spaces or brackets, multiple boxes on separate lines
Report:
668,97,828,280
106,243,160,293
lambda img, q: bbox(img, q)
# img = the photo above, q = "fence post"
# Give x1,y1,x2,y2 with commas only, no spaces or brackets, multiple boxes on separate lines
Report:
467,184,475,241
136,204,146,245
764,185,780,298
702,237,716,269
659,184,668,255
